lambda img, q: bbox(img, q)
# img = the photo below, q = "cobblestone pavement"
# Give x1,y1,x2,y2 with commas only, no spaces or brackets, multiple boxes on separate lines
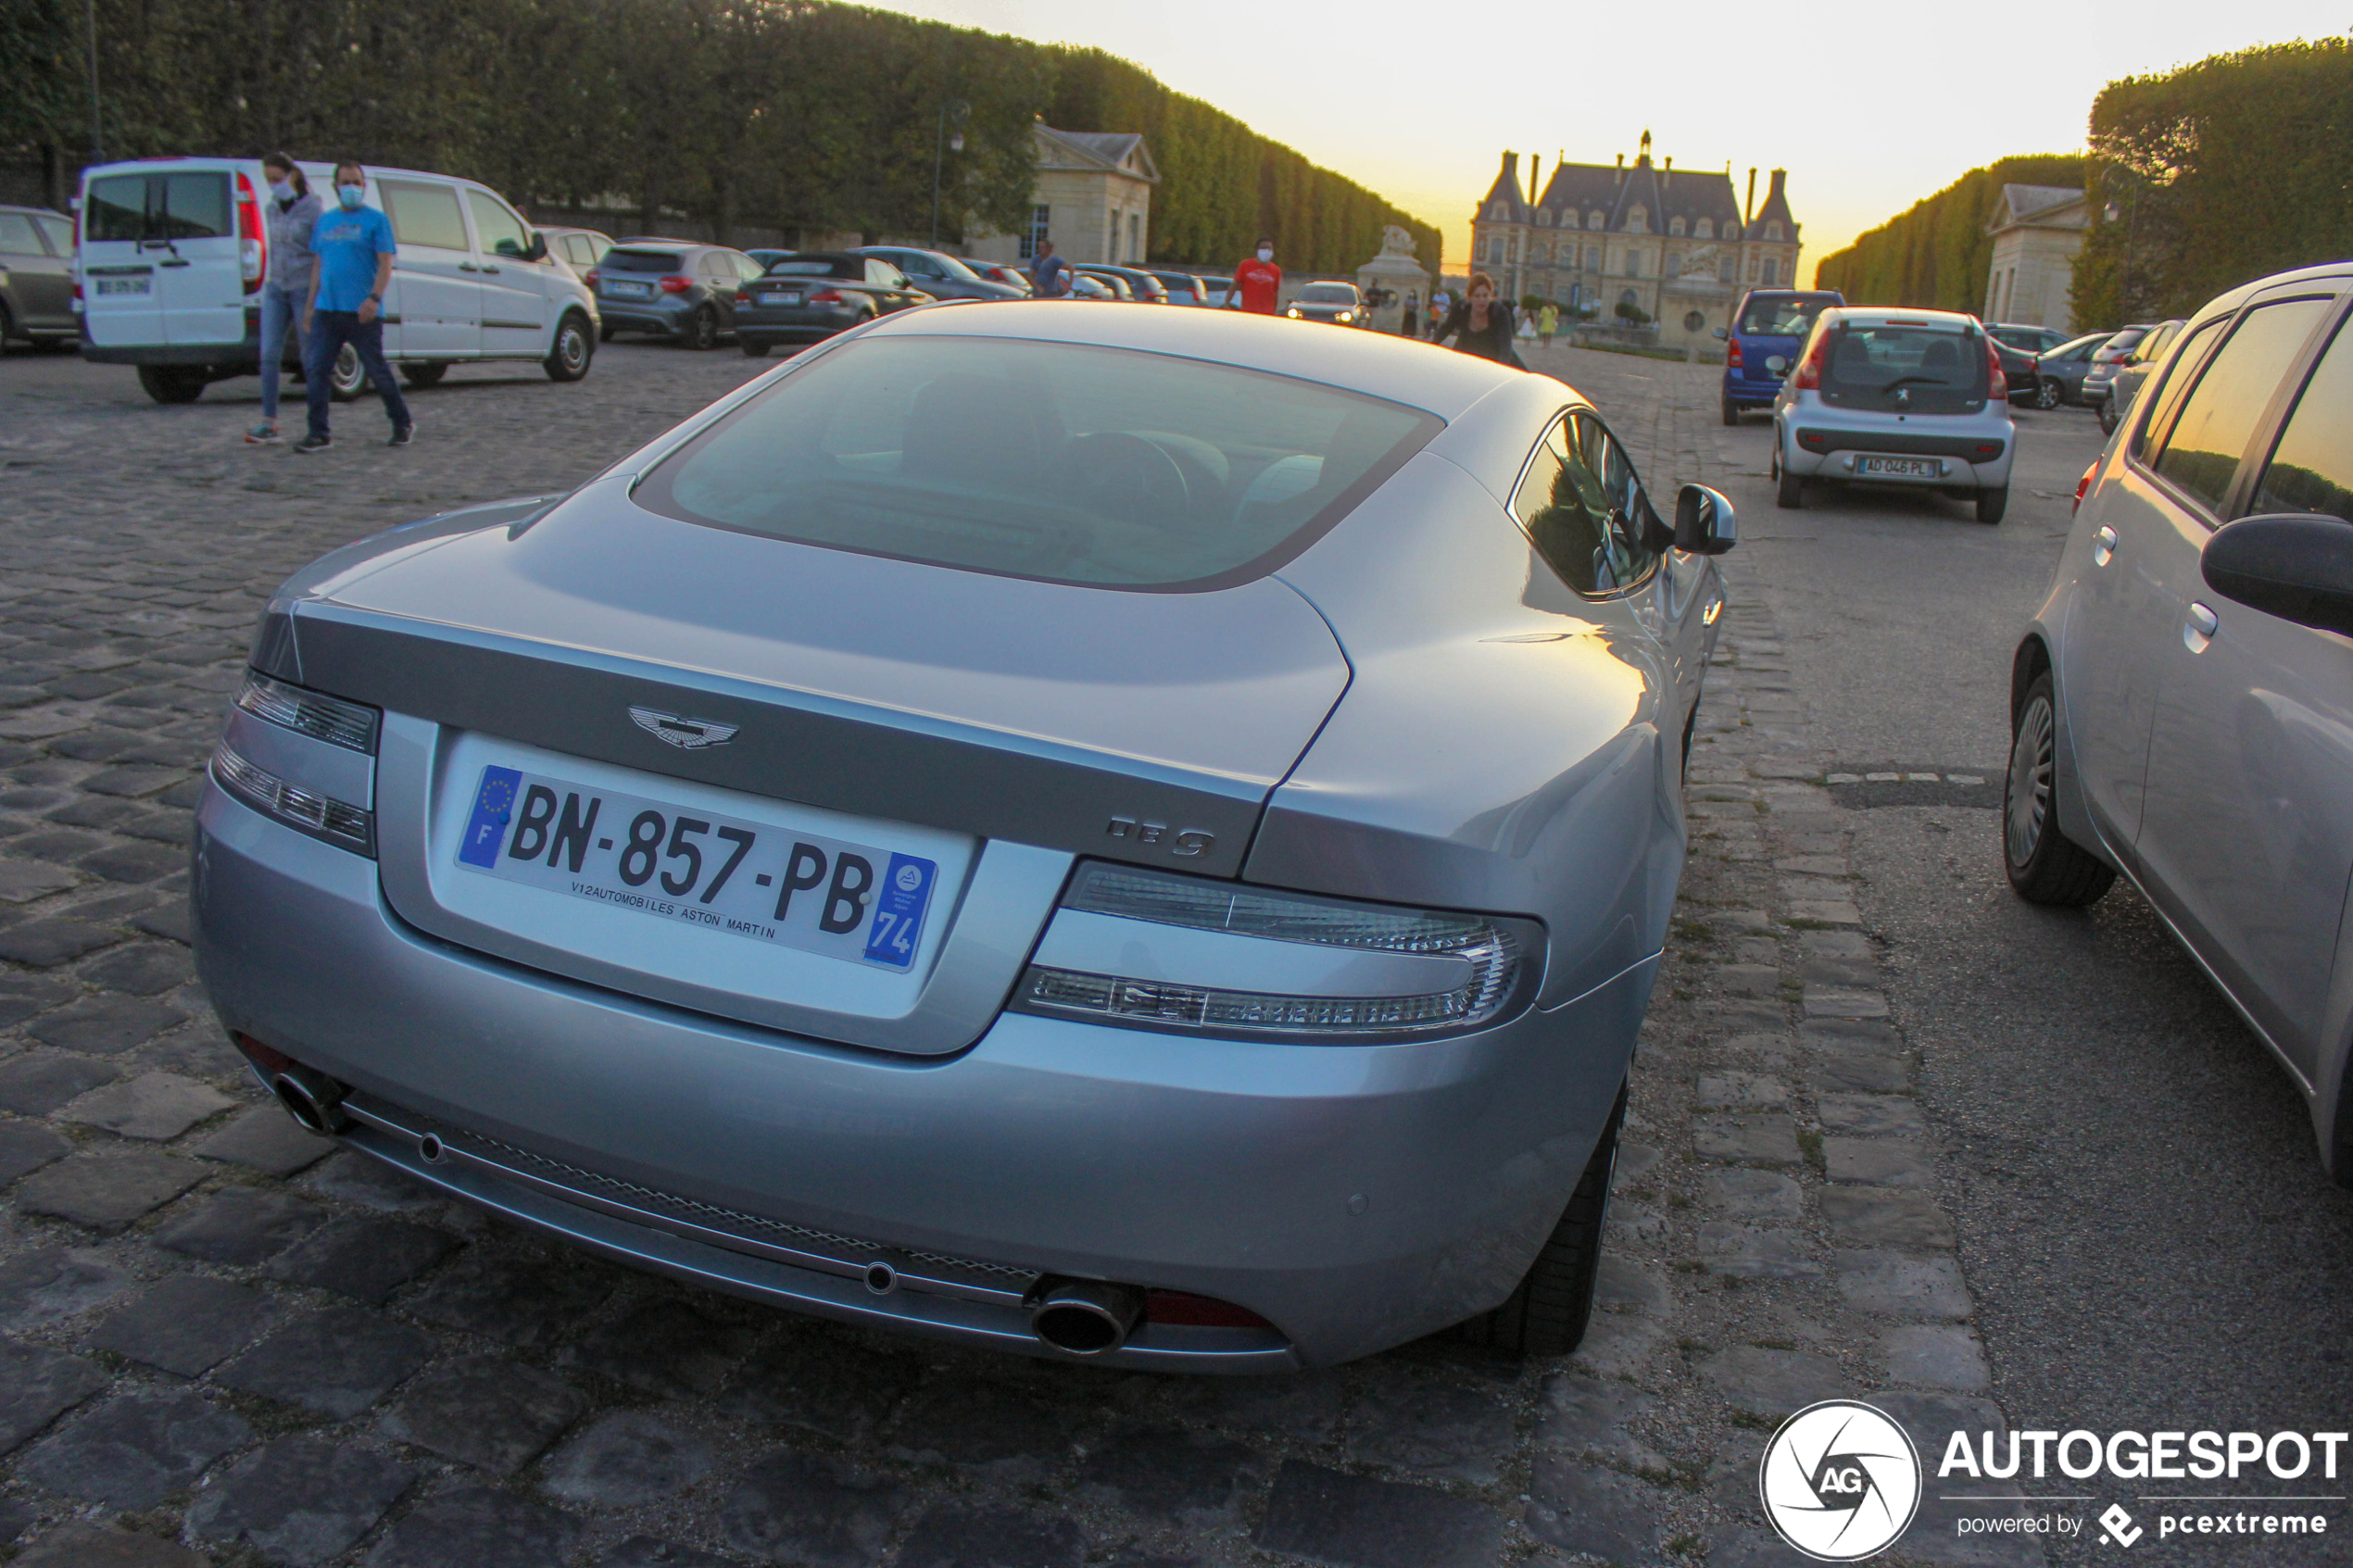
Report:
0,340,2020,1566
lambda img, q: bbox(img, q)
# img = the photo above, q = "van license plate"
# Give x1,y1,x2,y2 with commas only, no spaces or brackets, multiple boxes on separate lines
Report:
455,765,937,971
94,277,151,296
1857,457,1940,479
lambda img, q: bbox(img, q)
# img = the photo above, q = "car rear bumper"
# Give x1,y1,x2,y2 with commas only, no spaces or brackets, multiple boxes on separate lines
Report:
598,299,693,333
736,307,866,343
191,783,1646,1369
81,314,266,369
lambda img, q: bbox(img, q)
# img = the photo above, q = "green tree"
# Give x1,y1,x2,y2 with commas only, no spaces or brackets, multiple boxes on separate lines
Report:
1814,154,2085,311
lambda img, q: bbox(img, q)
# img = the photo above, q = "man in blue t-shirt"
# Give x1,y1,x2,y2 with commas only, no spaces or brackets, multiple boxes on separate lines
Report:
297,160,411,452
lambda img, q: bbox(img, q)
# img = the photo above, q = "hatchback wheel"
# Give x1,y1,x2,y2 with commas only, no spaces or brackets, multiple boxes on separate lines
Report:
2097,397,2119,436
1975,486,2007,525
741,338,768,358
1773,444,1804,509
2034,378,2063,410
1460,1077,1624,1357
1720,396,1739,427
2004,671,2116,906
683,307,718,351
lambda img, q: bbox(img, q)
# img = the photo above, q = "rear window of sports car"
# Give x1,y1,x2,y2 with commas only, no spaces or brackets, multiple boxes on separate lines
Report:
635,334,1441,590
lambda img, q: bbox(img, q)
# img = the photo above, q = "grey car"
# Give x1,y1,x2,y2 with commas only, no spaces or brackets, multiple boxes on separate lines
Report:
1287,282,1368,327
1771,306,2019,523
190,305,1735,1370
2097,319,2186,435
593,240,765,349
849,246,1022,302
2004,260,2353,1180
0,205,76,349
2027,331,2112,408
2080,321,2156,420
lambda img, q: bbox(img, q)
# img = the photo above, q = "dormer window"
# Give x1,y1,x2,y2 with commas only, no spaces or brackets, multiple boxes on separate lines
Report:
1491,202,1510,221
1627,207,1647,234
1669,217,1686,236
1766,221,1783,241
1695,219,1713,239
1589,211,1603,229
1726,224,1742,242
1536,209,1551,226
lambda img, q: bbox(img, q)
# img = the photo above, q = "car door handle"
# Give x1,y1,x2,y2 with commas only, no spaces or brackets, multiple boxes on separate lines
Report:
482,265,500,274
2183,601,2220,650
458,262,480,272
2093,526,2118,566
157,257,190,269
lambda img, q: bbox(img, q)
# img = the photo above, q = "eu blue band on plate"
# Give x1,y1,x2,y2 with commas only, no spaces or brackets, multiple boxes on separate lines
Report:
459,766,522,868
862,852,937,968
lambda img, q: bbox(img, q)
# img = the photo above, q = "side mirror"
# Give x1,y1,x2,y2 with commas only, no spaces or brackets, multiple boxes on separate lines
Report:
1675,483,1738,556
2201,512,2353,636
1711,326,1728,340
522,232,548,262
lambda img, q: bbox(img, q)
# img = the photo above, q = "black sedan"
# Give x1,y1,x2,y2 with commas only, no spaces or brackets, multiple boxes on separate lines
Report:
1989,333,2040,405
735,255,935,357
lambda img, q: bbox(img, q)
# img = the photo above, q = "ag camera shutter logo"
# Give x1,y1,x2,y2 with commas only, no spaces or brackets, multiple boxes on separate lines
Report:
1760,1399,1923,1561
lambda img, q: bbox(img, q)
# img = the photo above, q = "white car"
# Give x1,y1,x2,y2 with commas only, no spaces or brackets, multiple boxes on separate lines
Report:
75,157,600,404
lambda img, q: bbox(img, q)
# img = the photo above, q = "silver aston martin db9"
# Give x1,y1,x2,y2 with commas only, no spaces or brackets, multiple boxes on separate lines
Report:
194,302,1735,1370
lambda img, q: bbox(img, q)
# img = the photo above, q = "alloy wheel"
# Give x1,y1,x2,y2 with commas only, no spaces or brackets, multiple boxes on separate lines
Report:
2006,694,2055,868
2035,379,2062,410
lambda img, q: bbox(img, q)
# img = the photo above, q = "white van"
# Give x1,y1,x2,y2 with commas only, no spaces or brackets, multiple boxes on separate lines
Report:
74,157,599,405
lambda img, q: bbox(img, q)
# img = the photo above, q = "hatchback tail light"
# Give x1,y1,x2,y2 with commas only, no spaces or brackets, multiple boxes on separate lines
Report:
659,274,693,294
1984,333,2007,402
734,287,752,304
2074,459,2097,513
235,171,265,293
809,287,845,305
584,268,600,289
1726,336,1744,368
1789,330,1829,390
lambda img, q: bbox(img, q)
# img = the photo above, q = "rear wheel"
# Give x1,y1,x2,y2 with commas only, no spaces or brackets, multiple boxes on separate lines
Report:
544,313,593,382
1975,486,2008,525
1460,1078,1625,1357
328,342,368,402
1720,396,1740,427
401,361,448,390
1773,443,1804,509
683,306,718,351
2004,672,2116,906
598,321,618,343
2096,396,2119,436
741,338,768,358
2034,378,2063,410
136,365,206,405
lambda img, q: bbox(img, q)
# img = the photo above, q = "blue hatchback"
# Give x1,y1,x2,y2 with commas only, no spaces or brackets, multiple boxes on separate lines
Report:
1720,288,1843,424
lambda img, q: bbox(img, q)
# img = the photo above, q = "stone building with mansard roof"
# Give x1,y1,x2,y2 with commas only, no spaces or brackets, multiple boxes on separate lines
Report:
1467,132,1803,350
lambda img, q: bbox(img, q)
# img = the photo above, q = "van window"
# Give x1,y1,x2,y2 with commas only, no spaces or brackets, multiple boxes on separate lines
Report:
82,172,230,243
464,190,533,258
2149,298,2332,514
381,181,469,252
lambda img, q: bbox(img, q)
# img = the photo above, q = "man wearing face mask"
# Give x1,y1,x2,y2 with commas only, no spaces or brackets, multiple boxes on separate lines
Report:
296,160,410,453
1231,237,1281,315
245,155,321,445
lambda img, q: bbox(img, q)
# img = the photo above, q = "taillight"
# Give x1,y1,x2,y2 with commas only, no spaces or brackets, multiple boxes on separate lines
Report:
1790,330,1829,390
2073,459,2096,514
658,274,692,294
1726,336,1744,368
1984,333,2007,402
235,171,265,294
809,287,845,304
734,287,752,304
584,268,599,289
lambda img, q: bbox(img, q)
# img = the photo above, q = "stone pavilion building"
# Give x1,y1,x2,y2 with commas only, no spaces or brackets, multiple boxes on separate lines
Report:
1981,184,2088,334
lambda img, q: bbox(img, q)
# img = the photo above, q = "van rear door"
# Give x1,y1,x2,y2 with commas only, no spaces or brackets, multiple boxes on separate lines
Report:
78,167,245,348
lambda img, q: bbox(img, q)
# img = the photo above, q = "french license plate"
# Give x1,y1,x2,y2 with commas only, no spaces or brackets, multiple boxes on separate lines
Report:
1858,456,1940,479
760,290,802,307
605,280,651,298
453,766,937,971
94,277,150,296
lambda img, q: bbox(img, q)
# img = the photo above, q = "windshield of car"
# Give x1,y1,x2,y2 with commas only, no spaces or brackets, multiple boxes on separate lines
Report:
604,249,683,273
1738,295,1837,336
638,334,1441,591
1818,320,1986,413
2099,328,2148,357
763,257,859,278
923,252,980,282
1298,284,1357,304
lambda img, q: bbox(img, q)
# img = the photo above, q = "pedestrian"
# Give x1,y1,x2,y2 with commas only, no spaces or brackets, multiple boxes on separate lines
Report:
1538,298,1559,348
1516,305,1537,345
245,155,321,445
1427,286,1452,339
1429,272,1522,367
1401,290,1419,339
1231,237,1280,314
1030,239,1073,298
297,161,410,452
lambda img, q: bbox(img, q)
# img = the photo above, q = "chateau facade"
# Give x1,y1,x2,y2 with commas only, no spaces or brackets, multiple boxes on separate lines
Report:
1467,134,1803,349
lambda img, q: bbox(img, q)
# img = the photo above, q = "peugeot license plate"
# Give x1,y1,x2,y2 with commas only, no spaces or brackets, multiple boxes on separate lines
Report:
453,766,937,970
1857,457,1941,479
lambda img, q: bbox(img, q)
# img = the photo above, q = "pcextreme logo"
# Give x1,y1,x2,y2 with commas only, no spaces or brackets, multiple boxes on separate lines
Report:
1760,1400,1924,1562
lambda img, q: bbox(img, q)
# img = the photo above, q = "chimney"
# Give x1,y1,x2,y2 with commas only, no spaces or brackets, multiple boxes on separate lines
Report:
1499,149,1519,190
1744,168,1757,224
1768,168,1788,203
1528,155,1541,205
1664,157,1672,178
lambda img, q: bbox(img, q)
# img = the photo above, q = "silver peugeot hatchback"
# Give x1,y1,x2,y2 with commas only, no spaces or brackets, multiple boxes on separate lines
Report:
1771,306,2019,523
2002,260,2353,1181
192,305,1735,1369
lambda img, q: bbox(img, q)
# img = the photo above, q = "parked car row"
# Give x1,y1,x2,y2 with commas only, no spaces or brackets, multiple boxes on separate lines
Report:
0,204,78,351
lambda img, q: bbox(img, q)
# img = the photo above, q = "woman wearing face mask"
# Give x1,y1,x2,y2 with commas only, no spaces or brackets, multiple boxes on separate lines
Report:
1430,273,1523,368
245,156,321,445
1231,237,1281,315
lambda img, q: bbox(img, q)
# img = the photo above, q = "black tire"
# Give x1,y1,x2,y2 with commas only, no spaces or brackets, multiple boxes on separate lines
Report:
0,300,14,349
2034,378,2062,411
544,313,593,382
1720,396,1740,427
327,341,368,402
401,361,448,389
1680,700,1698,781
136,365,205,405
2004,671,2117,906
598,321,618,343
741,338,769,358
1460,1077,1626,1357
683,306,717,351
2097,397,2118,436
1975,486,2008,525
1773,443,1804,509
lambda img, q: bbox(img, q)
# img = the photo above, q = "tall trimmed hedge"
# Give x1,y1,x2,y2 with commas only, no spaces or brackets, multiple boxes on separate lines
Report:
1812,155,2085,310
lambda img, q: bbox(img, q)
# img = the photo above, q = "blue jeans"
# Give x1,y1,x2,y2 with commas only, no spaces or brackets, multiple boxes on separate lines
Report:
257,282,306,420
304,310,410,439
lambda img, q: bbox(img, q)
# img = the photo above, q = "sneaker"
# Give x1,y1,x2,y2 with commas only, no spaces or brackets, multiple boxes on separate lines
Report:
244,422,282,445
386,424,414,448
293,433,333,454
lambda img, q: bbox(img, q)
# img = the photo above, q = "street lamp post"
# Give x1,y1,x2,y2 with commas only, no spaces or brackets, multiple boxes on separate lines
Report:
84,0,104,161
929,98,969,249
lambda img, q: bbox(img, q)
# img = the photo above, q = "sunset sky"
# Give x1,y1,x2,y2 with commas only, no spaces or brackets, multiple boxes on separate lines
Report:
884,1,2347,278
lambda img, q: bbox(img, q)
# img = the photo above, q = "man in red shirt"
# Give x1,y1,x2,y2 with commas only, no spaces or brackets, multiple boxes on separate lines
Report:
1231,237,1281,314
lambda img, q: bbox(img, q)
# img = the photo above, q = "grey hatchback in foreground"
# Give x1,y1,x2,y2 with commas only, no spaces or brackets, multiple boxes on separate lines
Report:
2004,260,2353,1181
192,306,1734,1369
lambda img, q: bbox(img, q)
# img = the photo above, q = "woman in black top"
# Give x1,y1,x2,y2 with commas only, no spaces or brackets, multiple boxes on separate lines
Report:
1430,272,1522,367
